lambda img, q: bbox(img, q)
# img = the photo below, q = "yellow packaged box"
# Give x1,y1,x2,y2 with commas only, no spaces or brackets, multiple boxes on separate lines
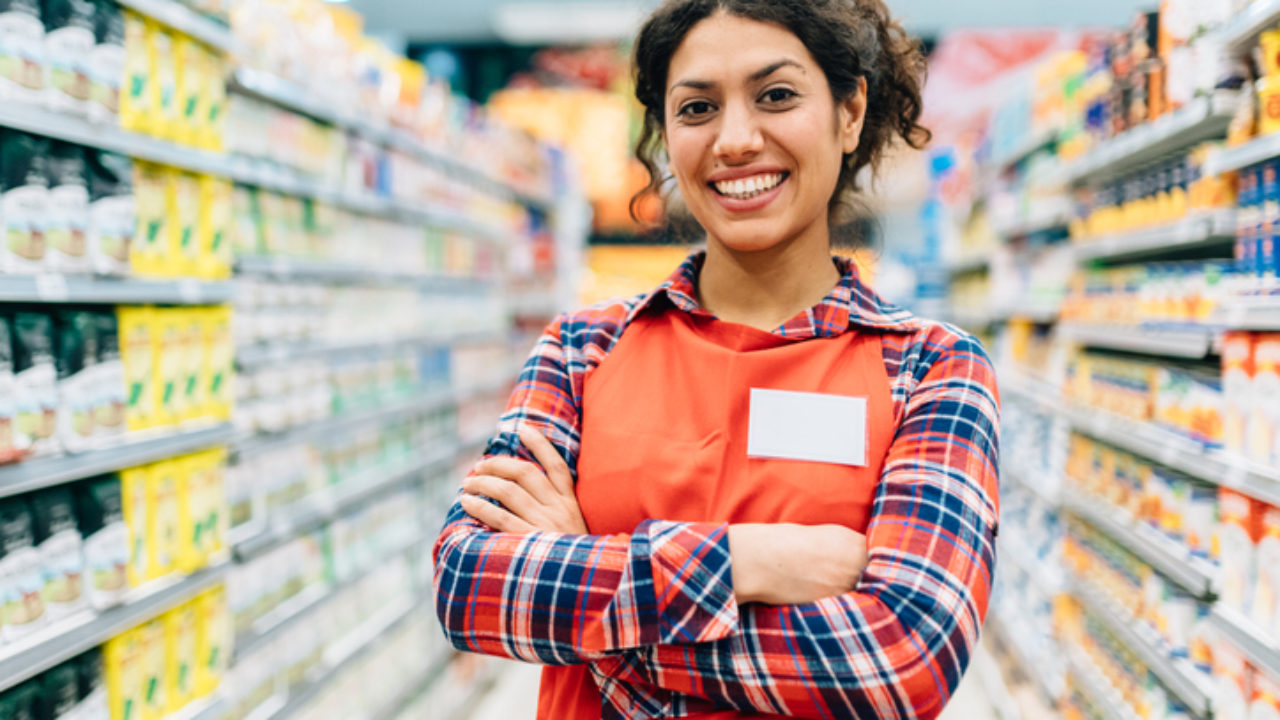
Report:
198,176,233,280
164,602,199,713
170,171,201,277
130,163,170,277
105,627,145,720
200,307,234,421
186,448,226,561
120,466,149,588
154,309,185,427
178,309,205,423
146,21,179,141
137,616,167,720
173,36,204,147
117,307,156,432
193,586,231,698
119,11,151,135
146,459,180,581
200,47,226,152
173,455,199,574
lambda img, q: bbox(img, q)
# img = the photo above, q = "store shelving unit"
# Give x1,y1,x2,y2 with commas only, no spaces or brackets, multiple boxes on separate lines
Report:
1210,605,1280,682
1220,298,1280,331
1220,0,1280,54
0,276,234,305
984,611,1064,705
0,424,234,499
1069,211,1236,263
235,332,504,368
1061,489,1216,599
1002,461,1060,508
234,255,494,289
1000,536,1062,600
1057,323,1217,359
114,0,235,50
1066,575,1214,719
0,560,230,693
1063,648,1144,720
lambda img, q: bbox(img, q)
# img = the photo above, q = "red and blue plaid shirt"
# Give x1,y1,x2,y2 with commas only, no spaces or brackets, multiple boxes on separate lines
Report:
433,251,1000,719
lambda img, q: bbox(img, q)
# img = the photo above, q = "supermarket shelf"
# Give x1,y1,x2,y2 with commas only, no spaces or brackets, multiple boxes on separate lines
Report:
999,369,1064,414
995,206,1073,239
372,646,456,720
1221,0,1280,57
1061,403,1280,506
999,536,1062,600
1061,488,1217,600
1070,211,1237,264
0,424,234,500
234,255,492,290
230,67,552,209
1210,605,1280,683
234,530,428,662
235,331,505,368
0,275,233,305
1066,574,1214,719
1059,93,1240,186
1219,297,1280,330
972,641,1025,720
1207,130,1280,176
0,560,229,694
1063,649,1143,720
992,128,1058,171
233,446,453,561
993,303,1062,325
1057,323,1216,359
262,597,417,720
1002,461,1061,508
986,611,1065,705
114,0,234,52
947,254,992,275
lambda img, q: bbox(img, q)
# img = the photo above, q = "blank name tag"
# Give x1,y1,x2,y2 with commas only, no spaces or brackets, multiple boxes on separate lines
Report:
747,388,868,467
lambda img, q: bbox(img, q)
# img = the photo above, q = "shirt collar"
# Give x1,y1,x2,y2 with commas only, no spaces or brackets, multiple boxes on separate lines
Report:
628,250,921,338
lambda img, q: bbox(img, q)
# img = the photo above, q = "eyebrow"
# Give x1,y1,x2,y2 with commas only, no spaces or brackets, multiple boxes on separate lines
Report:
668,59,805,96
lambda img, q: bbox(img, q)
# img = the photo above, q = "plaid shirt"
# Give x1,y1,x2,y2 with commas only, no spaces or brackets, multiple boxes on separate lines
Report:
433,251,1000,719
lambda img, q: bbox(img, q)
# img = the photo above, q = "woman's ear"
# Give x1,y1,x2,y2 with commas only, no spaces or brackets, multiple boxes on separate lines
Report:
839,77,869,155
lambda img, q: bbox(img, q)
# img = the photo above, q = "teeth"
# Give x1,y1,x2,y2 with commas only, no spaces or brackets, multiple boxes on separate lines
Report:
714,173,783,200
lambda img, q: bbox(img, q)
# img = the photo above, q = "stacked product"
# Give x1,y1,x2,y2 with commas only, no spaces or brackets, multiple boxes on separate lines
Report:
1060,262,1232,328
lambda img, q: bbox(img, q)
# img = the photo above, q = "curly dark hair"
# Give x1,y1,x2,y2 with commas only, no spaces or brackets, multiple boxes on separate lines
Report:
630,0,931,228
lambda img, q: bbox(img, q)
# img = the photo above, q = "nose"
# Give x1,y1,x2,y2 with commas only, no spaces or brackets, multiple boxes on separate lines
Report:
712,101,763,163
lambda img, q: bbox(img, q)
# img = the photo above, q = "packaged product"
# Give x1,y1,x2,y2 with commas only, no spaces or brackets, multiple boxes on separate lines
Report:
198,175,232,279
117,9,147,133
137,615,167,720
86,151,133,276
229,184,261,256
0,0,46,103
104,627,144,720
164,601,198,712
154,309,183,425
1254,670,1280,720
0,315,18,464
30,486,84,617
88,0,122,122
200,45,225,151
178,309,203,423
193,585,229,698
45,141,89,273
1258,503,1280,636
1248,334,1280,467
146,20,177,141
0,682,38,720
171,171,200,276
173,455,198,574
120,465,147,586
1184,481,1217,559
116,306,155,432
92,311,125,442
173,34,202,146
201,448,227,555
147,458,178,580
0,497,46,640
41,0,93,114
42,660,82,719
1224,331,1256,455
0,130,50,273
56,310,97,452
130,162,168,276
200,306,232,421
1218,488,1260,615
13,312,59,456
78,646,109,720
74,474,127,609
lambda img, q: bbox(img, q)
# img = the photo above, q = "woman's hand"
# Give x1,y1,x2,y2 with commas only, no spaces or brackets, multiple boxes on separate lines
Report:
459,426,588,535
728,523,868,605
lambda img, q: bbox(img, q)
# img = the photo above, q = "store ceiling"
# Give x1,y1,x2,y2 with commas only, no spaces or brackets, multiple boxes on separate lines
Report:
352,0,1158,44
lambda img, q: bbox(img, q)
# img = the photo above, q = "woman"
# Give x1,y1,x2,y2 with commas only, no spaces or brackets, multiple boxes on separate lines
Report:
433,1,1000,718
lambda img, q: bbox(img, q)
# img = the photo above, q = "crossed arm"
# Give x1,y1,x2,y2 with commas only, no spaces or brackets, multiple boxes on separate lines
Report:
431,320,999,719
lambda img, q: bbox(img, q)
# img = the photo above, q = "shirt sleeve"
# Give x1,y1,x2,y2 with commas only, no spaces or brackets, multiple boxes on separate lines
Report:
589,329,1000,720
431,314,742,665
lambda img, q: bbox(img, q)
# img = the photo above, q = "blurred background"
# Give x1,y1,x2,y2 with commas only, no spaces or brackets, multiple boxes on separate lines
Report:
1,0,1279,719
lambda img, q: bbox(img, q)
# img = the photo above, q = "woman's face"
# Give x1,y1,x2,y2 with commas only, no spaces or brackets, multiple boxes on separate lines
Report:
663,12,866,254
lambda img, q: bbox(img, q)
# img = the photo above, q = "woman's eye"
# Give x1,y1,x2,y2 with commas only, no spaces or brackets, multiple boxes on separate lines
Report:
679,101,714,117
762,88,796,104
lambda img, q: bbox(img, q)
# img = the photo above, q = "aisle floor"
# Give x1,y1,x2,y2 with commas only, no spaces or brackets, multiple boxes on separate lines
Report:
464,647,1003,720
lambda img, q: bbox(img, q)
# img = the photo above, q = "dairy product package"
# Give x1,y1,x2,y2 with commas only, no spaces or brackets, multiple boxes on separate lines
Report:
0,497,46,640
30,486,84,618
41,0,93,114
13,312,59,456
86,151,133,276
45,141,89,273
1218,488,1260,615
0,130,50,274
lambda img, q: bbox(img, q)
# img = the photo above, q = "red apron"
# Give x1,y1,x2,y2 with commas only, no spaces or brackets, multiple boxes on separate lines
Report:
538,308,895,720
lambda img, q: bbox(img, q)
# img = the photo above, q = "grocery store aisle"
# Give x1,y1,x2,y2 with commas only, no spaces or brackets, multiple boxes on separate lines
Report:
465,648,1003,720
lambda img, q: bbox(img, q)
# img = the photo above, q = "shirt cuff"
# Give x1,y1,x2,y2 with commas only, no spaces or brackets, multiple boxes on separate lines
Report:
630,520,739,646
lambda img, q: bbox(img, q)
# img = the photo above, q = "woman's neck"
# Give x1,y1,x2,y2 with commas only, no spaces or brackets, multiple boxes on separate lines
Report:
696,232,841,332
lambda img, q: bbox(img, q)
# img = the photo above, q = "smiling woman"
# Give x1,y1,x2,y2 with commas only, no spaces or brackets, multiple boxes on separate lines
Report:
432,2,1000,719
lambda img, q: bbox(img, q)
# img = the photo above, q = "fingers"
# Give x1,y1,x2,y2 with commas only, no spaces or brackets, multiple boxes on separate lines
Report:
459,494,534,533
472,456,557,505
463,474,538,519
516,426,575,495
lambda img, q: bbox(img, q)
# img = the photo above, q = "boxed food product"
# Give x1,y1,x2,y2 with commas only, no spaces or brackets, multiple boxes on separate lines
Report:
104,627,144,720
146,458,179,580
0,497,46,640
1249,333,1280,466
13,312,59,456
178,309,204,423
92,311,125,442
30,486,84,618
201,306,233,421
130,162,168,276
118,10,148,133
164,601,198,712
0,0,46,103
41,0,94,114
193,585,230,698
56,310,97,452
45,140,89,272
198,175,232,279
137,614,167,720
1218,488,1260,615
173,34,202,146
146,20,177,142
1223,331,1256,455
0,130,50,274
87,151,134,276
88,0,123,122
199,45,225,151
0,315,17,464
154,308,183,425
120,465,147,587
75,474,128,609
170,170,200,276
116,306,155,431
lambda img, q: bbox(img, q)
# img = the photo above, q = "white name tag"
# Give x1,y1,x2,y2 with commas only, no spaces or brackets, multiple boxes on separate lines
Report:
747,388,868,467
